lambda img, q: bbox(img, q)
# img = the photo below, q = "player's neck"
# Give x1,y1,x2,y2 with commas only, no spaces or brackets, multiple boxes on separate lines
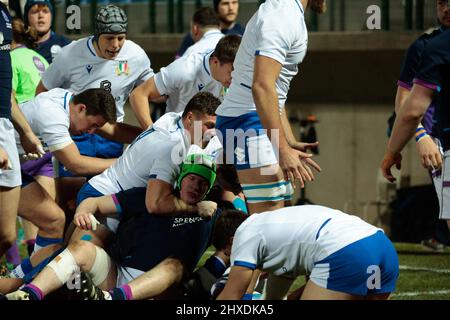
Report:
220,20,235,31
36,30,51,44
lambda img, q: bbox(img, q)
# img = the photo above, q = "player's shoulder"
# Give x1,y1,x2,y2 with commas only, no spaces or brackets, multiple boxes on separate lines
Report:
121,39,148,58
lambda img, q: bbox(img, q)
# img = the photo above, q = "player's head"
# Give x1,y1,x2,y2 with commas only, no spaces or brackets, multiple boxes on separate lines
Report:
12,18,38,49
178,154,217,203
308,0,327,14
190,7,220,42
70,89,117,135
93,5,128,59
210,34,241,88
211,209,247,254
437,0,450,27
24,0,53,36
182,92,219,147
213,0,239,25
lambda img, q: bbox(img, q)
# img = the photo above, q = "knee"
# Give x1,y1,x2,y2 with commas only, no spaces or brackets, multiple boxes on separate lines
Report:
67,240,96,265
40,206,66,234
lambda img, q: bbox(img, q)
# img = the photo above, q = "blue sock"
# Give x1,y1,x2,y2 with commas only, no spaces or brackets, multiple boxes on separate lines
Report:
34,236,63,252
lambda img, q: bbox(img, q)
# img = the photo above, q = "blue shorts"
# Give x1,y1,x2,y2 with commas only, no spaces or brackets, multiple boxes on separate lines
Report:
57,133,123,178
20,171,35,188
216,112,278,170
310,231,399,296
76,182,104,206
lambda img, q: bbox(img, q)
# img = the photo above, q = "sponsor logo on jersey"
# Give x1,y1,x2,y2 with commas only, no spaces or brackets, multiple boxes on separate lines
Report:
33,56,46,73
116,60,129,76
86,64,93,74
172,216,204,227
197,83,205,91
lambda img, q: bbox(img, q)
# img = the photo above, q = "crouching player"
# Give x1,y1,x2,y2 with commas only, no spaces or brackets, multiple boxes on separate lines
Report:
216,205,399,300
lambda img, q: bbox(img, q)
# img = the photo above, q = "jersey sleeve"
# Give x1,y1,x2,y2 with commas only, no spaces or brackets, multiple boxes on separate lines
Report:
135,49,154,86
414,35,450,92
36,109,72,151
40,44,71,89
254,15,296,65
230,226,265,270
114,187,148,215
154,57,189,96
398,38,425,90
148,139,182,185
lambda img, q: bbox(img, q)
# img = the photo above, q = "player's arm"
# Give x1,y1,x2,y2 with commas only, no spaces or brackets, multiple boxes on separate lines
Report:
52,143,116,176
96,122,142,144
145,178,198,215
216,266,254,300
145,179,216,218
129,77,162,130
10,93,44,157
73,195,117,230
381,84,434,182
35,80,48,96
253,56,318,186
394,85,410,115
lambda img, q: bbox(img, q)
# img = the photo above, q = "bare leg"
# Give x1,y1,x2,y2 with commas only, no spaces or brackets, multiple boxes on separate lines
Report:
0,186,20,257
19,182,65,240
300,280,363,300
126,258,185,300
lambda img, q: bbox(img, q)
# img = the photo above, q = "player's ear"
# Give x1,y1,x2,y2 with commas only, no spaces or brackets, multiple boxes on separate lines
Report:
77,104,87,113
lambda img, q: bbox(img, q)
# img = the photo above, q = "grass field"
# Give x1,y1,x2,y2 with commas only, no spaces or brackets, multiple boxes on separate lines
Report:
198,242,450,300
2,242,449,300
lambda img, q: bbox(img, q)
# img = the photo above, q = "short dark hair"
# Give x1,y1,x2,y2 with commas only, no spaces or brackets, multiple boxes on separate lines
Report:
211,34,241,64
182,92,220,118
72,88,117,124
192,7,220,28
212,209,247,251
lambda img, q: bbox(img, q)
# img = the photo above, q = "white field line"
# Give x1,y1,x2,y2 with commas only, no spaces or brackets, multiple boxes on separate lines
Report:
392,290,450,297
400,265,450,274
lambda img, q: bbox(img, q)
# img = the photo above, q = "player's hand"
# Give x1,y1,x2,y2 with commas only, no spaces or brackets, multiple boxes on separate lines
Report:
20,131,45,161
197,201,217,219
74,212,101,231
290,141,319,153
0,147,10,170
380,151,402,183
279,146,321,188
415,135,442,170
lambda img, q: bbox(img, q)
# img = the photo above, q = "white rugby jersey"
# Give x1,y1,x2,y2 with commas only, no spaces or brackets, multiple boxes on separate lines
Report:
231,205,381,279
17,88,73,154
154,51,224,113
41,37,153,122
88,112,191,195
183,29,224,57
187,135,223,162
216,0,308,117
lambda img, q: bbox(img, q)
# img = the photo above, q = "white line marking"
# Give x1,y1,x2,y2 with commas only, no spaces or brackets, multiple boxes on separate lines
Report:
392,290,450,297
400,265,450,274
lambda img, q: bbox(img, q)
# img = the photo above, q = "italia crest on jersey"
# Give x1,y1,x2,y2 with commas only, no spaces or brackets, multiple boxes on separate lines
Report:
116,60,129,76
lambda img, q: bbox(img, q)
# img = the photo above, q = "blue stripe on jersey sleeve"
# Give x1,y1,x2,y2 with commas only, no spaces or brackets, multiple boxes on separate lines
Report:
234,260,257,270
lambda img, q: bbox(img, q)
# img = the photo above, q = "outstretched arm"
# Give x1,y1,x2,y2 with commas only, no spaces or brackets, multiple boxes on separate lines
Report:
217,266,253,300
73,195,118,230
129,77,163,130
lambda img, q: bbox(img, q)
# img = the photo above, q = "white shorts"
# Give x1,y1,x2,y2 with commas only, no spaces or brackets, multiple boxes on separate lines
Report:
432,139,450,220
116,265,144,287
0,118,21,188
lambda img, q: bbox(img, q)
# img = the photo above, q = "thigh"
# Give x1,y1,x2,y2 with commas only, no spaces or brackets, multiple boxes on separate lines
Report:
301,279,362,300
0,186,20,235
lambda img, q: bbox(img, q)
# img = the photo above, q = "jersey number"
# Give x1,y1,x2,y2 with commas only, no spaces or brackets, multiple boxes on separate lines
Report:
100,80,112,93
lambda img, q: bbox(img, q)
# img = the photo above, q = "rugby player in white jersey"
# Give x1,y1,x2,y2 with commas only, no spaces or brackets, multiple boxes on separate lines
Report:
3,88,117,284
129,34,240,117
182,7,224,58
216,205,399,300
215,0,325,216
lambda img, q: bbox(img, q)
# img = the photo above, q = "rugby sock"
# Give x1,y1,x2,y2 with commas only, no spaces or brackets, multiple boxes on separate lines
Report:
203,255,227,278
109,284,133,300
33,236,63,254
10,258,33,278
21,284,44,300
25,239,35,257
6,243,21,266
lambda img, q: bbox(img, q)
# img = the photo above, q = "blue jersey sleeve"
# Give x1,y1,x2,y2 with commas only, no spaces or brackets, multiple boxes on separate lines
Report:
398,38,425,89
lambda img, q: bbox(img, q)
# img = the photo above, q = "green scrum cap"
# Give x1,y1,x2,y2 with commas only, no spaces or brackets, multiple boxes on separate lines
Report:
178,153,217,197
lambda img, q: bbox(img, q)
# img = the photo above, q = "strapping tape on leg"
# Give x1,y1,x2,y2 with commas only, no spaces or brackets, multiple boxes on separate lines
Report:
242,180,290,203
88,246,112,286
47,249,78,285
